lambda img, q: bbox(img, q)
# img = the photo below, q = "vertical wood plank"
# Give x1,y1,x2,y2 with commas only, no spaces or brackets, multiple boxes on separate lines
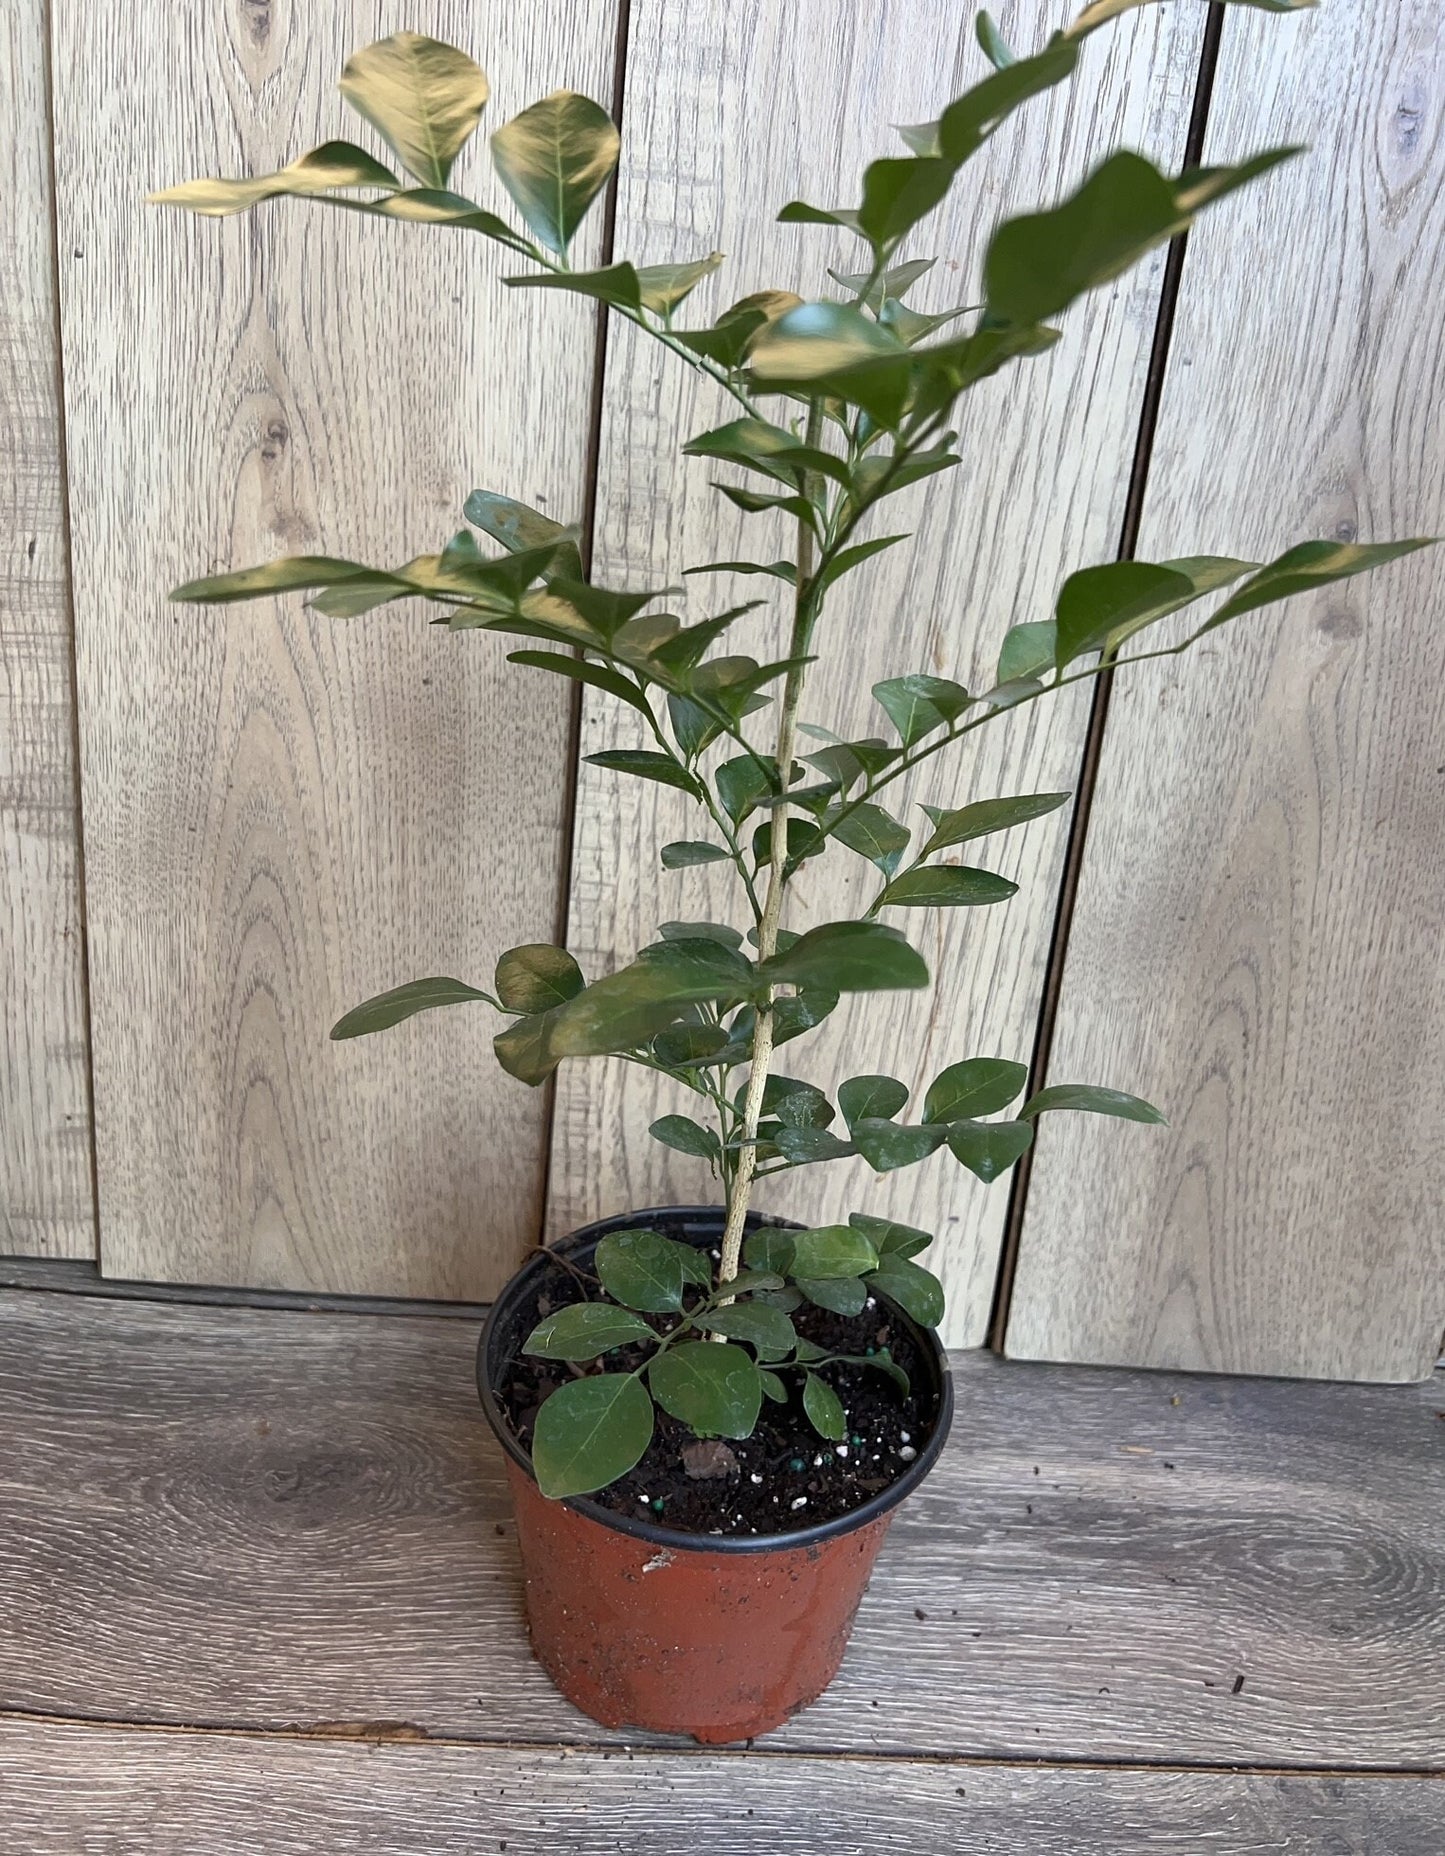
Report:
1008,0,1445,1380
52,1,618,1296
0,2,94,1258
548,0,1205,1343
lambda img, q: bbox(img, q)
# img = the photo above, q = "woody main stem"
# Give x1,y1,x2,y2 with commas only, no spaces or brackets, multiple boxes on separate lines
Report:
717,407,823,1288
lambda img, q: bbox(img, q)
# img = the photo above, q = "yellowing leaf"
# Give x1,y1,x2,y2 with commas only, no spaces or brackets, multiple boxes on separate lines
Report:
339,32,490,189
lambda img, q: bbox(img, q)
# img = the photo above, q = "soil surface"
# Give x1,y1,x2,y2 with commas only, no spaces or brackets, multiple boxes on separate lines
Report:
495,1243,940,1538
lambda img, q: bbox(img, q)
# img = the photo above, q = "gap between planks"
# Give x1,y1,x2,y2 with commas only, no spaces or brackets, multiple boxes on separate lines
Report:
2,1706,1442,1783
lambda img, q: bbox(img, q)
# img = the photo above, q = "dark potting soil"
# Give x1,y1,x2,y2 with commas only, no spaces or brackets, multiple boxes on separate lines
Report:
496,1246,939,1537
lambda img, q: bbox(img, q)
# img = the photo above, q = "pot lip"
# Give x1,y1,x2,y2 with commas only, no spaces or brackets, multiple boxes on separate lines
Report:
477,1204,955,1556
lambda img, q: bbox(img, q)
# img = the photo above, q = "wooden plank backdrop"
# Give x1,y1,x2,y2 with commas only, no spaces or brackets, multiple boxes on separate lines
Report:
548,0,1206,1346
47,1,619,1297
1009,0,1445,1380
5,1721,1440,1856
0,3,94,1258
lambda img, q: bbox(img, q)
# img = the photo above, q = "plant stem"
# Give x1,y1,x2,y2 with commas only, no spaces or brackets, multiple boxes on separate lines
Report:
716,403,824,1286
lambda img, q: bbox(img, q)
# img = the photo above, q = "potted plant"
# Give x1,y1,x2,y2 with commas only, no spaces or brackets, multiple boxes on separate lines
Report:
154,5,1427,1742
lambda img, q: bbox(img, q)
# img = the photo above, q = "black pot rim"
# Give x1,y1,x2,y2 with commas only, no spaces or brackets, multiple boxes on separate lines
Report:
477,1204,955,1556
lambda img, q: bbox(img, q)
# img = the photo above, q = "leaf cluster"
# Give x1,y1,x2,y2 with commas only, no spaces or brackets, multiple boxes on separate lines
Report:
157,1,1430,1499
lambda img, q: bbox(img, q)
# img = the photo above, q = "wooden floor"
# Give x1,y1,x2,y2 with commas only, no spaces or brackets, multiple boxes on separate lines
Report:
0,1272,1441,1852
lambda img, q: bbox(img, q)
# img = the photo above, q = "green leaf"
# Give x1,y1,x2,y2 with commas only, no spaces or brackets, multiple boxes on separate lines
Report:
523,1302,657,1361
463,489,582,574
851,1119,949,1174
1105,554,1257,652
773,1127,855,1165
722,1270,785,1298
976,8,1016,68
760,920,927,993
677,1245,714,1289
490,90,620,253
661,841,731,870
171,554,375,603
657,920,745,950
684,558,797,585
675,289,805,365
873,675,970,747
650,1022,730,1067
803,738,897,793
829,257,937,309
1020,1083,1166,1122
854,154,957,248
595,1227,690,1313
761,1076,835,1129
1194,538,1435,635
877,866,1018,909
584,749,700,796
751,815,825,870
704,1302,797,1359
338,33,490,189
634,251,726,314
985,147,1299,330
1054,560,1198,668
649,1342,762,1439
508,650,651,716
495,936,749,1084
867,1254,945,1327
684,416,850,489
149,139,401,217
802,1374,848,1441
649,1114,721,1161
505,261,643,308
713,482,821,528
814,533,909,595
715,755,778,824
796,1275,868,1316
860,1349,912,1398
330,976,494,1039
492,944,584,1016
900,38,1075,159
946,1117,1035,1183
919,791,1070,858
877,298,975,348
849,1212,933,1259
531,1372,654,1499
769,984,841,1046
758,1369,788,1403
996,620,1056,684
338,185,523,249
748,302,912,427
830,802,910,875
838,1074,910,1129
790,1224,881,1279
742,1226,796,1275
905,323,1062,424
923,1057,1027,1123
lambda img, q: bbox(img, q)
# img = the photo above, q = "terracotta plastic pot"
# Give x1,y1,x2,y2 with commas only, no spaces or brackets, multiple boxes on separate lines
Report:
477,1206,954,1743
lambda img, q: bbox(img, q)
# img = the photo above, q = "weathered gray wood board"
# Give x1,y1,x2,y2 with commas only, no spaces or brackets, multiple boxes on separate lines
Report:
548,1,1207,1346
47,2,619,1297
2,1721,1438,1856
0,3,93,1258
1009,2,1445,1379
2,1289,1439,1767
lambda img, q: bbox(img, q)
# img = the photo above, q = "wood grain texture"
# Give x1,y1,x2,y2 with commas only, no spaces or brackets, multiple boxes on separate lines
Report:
2,1723,1440,1856
1008,1,1445,1380
49,1,619,1296
0,4,94,1257
2,1288,1440,1767
547,1,1206,1346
